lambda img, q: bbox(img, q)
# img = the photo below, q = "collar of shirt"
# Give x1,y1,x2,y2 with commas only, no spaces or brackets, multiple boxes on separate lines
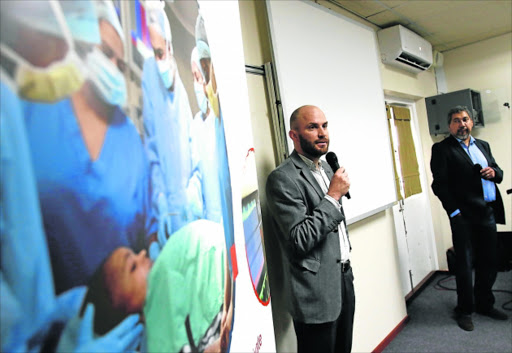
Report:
298,153,323,172
456,135,475,147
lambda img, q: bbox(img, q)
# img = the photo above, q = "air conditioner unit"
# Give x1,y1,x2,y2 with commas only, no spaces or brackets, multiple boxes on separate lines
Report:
377,25,433,74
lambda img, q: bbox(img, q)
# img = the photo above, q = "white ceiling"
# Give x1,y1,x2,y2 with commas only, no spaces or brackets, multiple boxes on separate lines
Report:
314,0,512,52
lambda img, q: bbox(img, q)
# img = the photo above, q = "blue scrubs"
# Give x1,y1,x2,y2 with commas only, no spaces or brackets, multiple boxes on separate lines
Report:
0,79,56,351
142,57,203,237
22,98,157,294
191,111,222,223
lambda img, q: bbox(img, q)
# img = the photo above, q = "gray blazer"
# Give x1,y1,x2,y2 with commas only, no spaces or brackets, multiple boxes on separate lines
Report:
265,150,348,324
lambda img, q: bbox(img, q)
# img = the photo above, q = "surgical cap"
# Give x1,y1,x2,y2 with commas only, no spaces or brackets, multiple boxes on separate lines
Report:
195,15,210,60
146,2,172,43
59,1,101,44
0,0,100,44
95,0,125,42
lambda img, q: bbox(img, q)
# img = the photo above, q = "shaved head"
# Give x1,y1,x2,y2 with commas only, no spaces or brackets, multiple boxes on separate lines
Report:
290,105,319,130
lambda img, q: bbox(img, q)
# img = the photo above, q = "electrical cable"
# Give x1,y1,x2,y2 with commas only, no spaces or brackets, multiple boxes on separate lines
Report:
433,273,456,291
434,273,512,311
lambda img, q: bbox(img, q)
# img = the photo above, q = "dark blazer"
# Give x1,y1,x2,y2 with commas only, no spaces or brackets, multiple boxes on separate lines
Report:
431,135,505,224
265,150,347,324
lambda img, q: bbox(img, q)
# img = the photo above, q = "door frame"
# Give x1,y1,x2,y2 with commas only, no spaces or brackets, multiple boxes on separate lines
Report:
386,96,439,297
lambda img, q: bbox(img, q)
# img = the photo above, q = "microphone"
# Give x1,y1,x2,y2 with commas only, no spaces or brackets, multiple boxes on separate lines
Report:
473,163,482,176
325,152,351,199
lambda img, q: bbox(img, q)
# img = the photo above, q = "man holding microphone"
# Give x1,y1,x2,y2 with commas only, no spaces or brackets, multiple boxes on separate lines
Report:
430,105,507,331
266,105,354,353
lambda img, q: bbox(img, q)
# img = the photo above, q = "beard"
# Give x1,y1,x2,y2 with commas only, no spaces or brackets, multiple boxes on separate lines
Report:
454,127,470,140
299,134,329,159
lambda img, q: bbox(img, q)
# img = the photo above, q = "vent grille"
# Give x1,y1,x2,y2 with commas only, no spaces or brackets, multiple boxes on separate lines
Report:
395,51,431,71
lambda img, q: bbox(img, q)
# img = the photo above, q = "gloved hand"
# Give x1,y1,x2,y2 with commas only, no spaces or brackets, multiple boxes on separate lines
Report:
51,286,88,322
148,240,161,262
157,192,172,246
57,304,143,353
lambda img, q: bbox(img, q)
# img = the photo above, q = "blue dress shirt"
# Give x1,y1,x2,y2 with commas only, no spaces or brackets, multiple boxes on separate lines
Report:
450,136,496,218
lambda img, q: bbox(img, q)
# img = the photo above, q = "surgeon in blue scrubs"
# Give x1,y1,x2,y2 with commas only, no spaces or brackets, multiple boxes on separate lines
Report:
0,1,143,351
142,3,203,247
20,0,157,294
190,46,222,224
0,71,143,353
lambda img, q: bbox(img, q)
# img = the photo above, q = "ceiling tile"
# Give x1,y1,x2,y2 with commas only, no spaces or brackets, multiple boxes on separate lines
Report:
327,0,389,18
315,0,512,51
366,10,409,28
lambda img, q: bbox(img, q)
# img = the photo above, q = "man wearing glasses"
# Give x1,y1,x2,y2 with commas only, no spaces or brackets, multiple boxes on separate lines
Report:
430,105,507,331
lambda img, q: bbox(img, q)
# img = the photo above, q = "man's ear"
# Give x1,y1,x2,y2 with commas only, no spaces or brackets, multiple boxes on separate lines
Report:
289,129,297,142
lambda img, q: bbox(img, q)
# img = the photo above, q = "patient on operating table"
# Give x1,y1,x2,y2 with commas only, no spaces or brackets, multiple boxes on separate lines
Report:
81,219,227,353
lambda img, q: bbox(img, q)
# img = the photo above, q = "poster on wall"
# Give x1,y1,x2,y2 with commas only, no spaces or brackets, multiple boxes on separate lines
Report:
0,0,275,352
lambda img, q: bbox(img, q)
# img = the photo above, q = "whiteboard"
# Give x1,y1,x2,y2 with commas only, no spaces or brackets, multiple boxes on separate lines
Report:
266,0,397,224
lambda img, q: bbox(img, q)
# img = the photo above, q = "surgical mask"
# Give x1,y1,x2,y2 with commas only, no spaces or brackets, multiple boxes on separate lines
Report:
194,81,208,115
16,52,85,102
0,1,90,102
86,46,127,107
157,55,175,90
205,79,220,118
0,45,86,103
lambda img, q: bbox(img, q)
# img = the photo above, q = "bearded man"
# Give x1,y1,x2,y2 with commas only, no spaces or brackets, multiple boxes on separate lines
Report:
266,105,354,353
430,105,507,331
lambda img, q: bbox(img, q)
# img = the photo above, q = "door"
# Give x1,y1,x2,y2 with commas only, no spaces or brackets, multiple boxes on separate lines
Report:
386,100,439,297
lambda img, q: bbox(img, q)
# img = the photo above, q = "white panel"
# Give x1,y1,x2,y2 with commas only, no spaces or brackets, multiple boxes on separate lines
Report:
266,0,397,224
198,2,276,351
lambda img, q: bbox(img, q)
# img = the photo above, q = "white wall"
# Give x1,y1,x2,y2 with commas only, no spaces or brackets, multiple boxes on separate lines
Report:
349,209,407,352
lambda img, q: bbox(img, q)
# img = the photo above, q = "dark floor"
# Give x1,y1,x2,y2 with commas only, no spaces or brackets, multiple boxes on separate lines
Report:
382,270,512,353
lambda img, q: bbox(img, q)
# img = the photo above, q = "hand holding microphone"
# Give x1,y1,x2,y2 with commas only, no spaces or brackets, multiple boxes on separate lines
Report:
474,163,495,180
326,152,351,199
